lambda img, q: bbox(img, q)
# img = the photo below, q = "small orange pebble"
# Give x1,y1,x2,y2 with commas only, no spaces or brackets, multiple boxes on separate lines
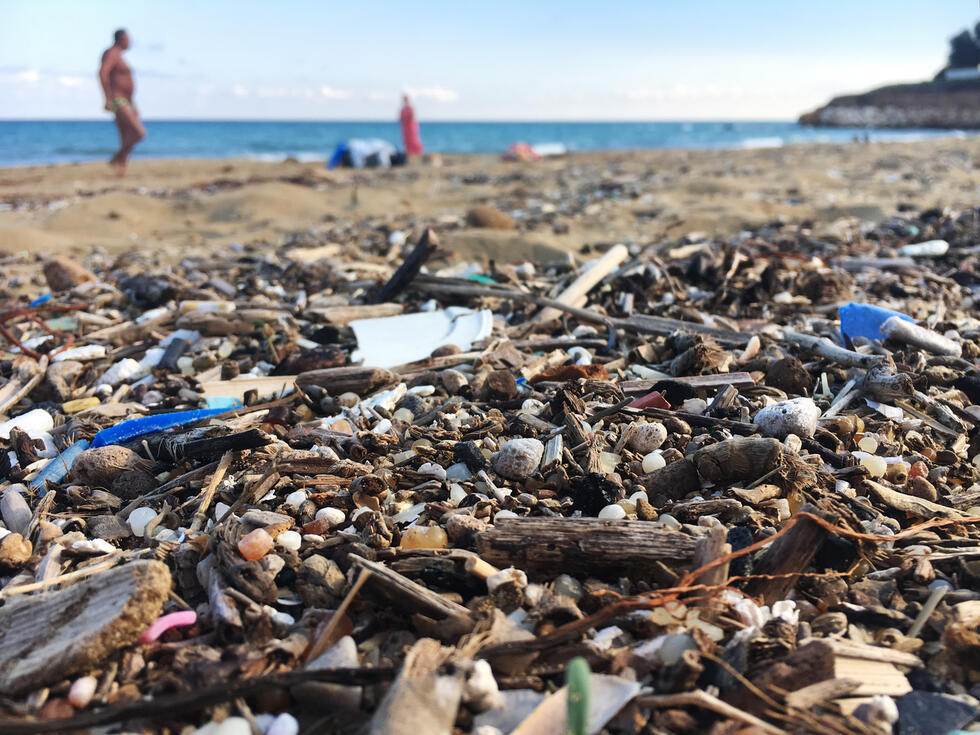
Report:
39,698,74,720
910,461,929,479
921,447,937,461
238,528,274,560
400,525,448,549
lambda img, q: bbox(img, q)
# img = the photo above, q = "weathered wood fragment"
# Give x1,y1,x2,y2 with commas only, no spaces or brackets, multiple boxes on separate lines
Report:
476,517,697,577
0,560,170,694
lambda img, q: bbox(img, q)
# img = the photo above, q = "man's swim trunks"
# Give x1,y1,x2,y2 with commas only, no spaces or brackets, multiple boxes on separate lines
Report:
110,97,131,113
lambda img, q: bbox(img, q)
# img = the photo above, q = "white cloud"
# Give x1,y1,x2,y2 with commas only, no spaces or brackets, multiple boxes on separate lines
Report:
320,86,351,99
232,84,249,98
57,75,87,88
14,69,40,84
367,91,395,102
405,86,458,102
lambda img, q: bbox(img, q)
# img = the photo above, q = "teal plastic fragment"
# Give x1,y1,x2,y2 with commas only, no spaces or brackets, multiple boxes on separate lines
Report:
30,439,90,495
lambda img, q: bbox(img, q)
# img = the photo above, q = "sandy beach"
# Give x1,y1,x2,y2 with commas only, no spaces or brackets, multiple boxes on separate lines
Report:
3,138,980,268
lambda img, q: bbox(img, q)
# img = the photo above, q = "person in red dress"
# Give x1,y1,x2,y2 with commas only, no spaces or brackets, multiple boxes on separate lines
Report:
399,94,424,160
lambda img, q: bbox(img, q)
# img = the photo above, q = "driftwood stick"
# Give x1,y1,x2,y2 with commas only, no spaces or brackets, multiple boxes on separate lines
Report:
534,243,628,322
618,372,756,395
781,330,881,369
744,503,834,605
188,451,233,533
348,555,475,638
476,517,697,577
621,314,751,347
370,228,438,304
0,356,48,416
690,517,730,591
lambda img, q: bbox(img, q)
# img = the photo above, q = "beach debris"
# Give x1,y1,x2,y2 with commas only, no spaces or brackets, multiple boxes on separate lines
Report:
4,199,980,735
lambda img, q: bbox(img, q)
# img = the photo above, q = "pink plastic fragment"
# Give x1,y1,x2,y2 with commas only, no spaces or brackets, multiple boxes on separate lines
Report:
138,610,197,643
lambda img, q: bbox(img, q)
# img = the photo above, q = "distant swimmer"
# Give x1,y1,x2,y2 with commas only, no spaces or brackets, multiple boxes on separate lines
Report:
400,94,424,160
99,29,146,175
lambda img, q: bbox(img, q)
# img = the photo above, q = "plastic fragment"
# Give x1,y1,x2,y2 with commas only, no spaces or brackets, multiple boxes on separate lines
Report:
138,610,198,643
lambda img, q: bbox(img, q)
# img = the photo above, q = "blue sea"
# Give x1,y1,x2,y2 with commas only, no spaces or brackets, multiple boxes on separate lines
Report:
0,119,968,166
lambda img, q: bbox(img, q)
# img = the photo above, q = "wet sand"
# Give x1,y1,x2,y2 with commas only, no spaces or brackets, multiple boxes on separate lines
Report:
2,139,980,265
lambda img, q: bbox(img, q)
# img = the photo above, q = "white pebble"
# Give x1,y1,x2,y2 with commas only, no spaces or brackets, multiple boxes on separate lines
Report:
408,384,436,396
418,462,447,481
682,398,707,415
128,507,157,537
372,418,393,434
598,504,627,520
446,462,472,482
271,611,295,628
630,422,667,453
491,438,544,480
449,483,467,505
494,509,519,519
754,397,820,439
284,490,307,508
657,513,681,530
68,676,97,708
567,347,592,365
277,530,302,551
392,408,414,422
315,507,346,526
266,713,300,735
72,538,116,555
642,450,666,473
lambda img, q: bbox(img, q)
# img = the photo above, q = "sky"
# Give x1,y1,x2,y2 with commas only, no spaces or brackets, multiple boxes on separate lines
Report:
1,0,978,121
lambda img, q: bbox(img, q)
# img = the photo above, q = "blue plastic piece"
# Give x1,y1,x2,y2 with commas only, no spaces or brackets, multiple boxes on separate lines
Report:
90,407,229,448
29,293,53,307
205,396,243,410
30,439,90,495
839,303,914,342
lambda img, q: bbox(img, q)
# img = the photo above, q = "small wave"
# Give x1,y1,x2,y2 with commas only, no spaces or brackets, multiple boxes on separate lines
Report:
241,152,325,163
738,137,784,149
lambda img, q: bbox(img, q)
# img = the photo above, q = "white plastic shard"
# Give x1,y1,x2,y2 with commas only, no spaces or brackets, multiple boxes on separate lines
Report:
350,307,493,368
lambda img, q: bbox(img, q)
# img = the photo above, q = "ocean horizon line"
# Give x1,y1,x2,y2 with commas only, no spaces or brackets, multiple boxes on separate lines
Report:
1,117,799,125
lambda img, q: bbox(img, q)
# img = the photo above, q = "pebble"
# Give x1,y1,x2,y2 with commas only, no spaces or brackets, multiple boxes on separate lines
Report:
629,422,667,453
641,450,666,473
400,525,448,549
276,530,302,551
67,676,97,709
72,445,146,487
238,528,274,560
860,455,888,477
597,503,627,520
491,438,544,480
128,507,158,537
753,397,820,439
284,490,307,508
43,256,97,291
315,507,346,526
266,713,300,735
1,485,32,536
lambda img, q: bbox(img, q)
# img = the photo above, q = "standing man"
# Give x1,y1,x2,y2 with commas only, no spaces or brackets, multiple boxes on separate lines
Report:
99,29,146,175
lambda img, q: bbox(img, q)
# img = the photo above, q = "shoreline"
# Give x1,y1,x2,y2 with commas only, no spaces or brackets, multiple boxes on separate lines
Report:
0,128,975,169
2,136,980,269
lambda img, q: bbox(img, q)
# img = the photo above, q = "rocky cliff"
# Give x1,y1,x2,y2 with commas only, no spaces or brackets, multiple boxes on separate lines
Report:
799,79,980,128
